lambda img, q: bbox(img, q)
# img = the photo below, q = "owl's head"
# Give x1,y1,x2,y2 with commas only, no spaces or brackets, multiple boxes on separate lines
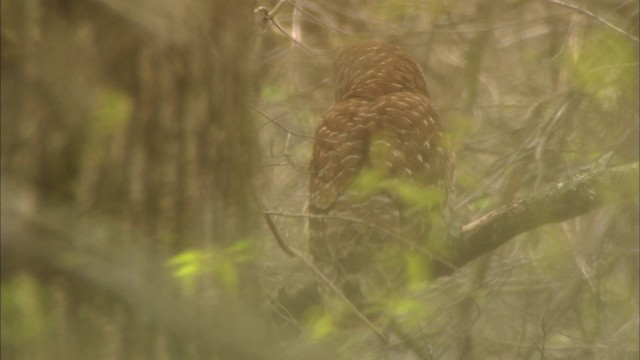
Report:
334,42,430,102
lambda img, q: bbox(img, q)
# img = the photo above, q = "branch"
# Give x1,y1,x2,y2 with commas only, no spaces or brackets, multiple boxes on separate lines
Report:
253,193,389,342
545,0,639,42
251,106,317,142
262,160,637,279
253,1,319,54
437,160,638,276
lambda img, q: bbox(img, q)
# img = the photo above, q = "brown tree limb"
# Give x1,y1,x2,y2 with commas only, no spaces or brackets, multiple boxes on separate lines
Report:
262,159,638,279
435,160,638,276
260,159,636,355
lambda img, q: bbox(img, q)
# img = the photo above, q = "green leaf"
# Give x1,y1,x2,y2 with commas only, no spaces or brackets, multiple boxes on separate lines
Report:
225,238,257,264
352,168,386,196
165,250,211,293
309,312,335,339
94,88,132,134
405,253,430,290
388,179,445,210
165,239,256,293
1,275,49,347
260,84,287,102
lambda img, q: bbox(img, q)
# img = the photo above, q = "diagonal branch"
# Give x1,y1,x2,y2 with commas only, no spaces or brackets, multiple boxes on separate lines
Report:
437,160,638,276
253,192,389,342
264,159,638,279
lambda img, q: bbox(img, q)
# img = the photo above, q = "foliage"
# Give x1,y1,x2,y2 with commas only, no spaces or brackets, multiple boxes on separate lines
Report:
166,239,258,293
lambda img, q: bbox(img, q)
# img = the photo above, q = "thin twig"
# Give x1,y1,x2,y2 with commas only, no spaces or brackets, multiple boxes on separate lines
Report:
261,210,462,275
291,245,389,343
545,0,638,42
285,0,353,35
263,210,296,257
253,2,318,54
270,17,319,53
253,192,296,257
251,106,316,141
253,0,286,20
256,202,389,342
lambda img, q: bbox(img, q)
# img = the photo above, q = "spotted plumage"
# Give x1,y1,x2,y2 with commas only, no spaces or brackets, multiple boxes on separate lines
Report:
308,42,453,299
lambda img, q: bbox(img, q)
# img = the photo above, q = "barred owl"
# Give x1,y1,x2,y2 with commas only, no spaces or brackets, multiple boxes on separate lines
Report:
308,42,453,300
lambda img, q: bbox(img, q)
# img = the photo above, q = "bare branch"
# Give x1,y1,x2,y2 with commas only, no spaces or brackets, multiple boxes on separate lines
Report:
445,160,638,276
264,159,638,279
258,209,389,342
254,193,296,257
253,2,319,54
251,106,316,141
545,0,639,42
285,0,353,35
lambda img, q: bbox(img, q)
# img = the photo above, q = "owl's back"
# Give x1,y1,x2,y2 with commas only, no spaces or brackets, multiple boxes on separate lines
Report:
308,42,452,297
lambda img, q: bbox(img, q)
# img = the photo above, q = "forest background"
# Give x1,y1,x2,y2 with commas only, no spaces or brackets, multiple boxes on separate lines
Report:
1,0,638,359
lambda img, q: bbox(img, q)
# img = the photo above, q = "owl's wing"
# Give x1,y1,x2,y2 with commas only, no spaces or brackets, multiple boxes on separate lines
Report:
369,92,451,190
309,99,371,213
308,99,376,266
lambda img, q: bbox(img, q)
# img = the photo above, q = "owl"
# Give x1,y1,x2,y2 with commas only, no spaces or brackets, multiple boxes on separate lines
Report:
308,42,453,300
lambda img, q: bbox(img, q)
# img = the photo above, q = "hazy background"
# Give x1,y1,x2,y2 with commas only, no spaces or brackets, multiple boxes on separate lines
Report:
2,0,638,359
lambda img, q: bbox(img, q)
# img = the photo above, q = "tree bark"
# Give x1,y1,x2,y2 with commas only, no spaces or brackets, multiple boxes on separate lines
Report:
433,160,638,277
